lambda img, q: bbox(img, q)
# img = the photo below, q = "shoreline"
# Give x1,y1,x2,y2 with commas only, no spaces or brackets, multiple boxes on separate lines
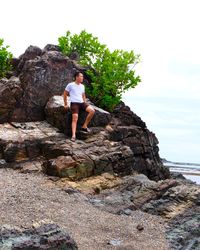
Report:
163,161,200,184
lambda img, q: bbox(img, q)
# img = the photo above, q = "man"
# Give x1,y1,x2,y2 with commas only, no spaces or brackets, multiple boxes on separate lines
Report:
63,72,95,142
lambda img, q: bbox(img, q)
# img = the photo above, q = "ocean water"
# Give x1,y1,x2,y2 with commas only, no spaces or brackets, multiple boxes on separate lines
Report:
164,162,200,184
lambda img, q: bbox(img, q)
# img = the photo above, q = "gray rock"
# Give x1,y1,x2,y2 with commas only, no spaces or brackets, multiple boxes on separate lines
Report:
166,206,200,250
0,223,78,250
0,159,7,168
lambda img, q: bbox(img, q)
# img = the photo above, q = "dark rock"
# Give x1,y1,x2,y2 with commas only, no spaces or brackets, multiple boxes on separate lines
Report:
166,206,200,250
17,45,43,72
112,102,146,128
8,57,21,77
43,44,61,52
44,141,134,180
69,51,80,61
0,159,7,168
88,174,181,215
0,77,23,123
1,47,86,122
109,123,170,181
170,172,186,180
0,223,78,250
136,224,144,231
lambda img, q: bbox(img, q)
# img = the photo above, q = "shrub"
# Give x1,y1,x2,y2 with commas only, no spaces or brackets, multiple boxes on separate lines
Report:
0,39,13,78
58,30,141,111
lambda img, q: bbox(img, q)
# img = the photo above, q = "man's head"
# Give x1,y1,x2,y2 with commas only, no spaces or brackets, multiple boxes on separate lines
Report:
74,71,84,83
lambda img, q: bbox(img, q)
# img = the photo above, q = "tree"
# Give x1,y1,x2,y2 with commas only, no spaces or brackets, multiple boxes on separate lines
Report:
58,30,141,111
0,39,13,78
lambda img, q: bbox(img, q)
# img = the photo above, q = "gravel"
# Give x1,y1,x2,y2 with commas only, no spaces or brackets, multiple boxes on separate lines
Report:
0,168,169,250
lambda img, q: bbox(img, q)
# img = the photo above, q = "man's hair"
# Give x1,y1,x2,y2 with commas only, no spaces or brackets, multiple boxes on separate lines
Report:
74,71,83,79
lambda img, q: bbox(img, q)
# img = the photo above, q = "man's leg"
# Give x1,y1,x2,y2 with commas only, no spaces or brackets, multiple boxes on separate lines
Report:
82,105,95,129
70,103,79,139
71,113,78,139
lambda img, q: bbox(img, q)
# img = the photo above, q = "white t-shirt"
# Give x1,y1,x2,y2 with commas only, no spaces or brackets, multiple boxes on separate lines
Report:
65,82,85,103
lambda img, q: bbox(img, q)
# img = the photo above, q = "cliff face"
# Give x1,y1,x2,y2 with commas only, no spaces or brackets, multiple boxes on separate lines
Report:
0,44,170,181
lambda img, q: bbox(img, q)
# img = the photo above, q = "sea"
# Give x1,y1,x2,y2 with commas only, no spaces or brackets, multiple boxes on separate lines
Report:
163,161,200,185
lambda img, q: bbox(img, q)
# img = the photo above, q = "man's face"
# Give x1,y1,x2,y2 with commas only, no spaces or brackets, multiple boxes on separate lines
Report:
76,73,84,83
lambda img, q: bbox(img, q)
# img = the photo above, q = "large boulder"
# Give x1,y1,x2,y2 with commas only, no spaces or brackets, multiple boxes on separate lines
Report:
1,45,87,123
45,95,112,135
11,50,75,121
0,77,23,123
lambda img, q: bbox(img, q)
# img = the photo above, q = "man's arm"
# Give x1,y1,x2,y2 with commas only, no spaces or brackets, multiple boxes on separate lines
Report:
82,93,86,103
63,90,69,108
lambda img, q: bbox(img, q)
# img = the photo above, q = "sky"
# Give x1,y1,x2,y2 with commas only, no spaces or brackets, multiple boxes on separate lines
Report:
1,0,200,163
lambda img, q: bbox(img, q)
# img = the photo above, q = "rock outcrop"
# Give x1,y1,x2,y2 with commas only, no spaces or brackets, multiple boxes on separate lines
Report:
84,173,200,250
1,45,86,122
0,44,170,180
0,121,134,179
44,96,169,180
0,223,78,249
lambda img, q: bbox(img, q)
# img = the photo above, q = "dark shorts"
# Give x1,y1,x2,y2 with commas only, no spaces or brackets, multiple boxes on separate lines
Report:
70,102,89,114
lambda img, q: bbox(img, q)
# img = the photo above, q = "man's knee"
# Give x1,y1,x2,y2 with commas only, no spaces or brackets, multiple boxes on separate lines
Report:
72,113,78,121
87,106,95,115
90,109,95,115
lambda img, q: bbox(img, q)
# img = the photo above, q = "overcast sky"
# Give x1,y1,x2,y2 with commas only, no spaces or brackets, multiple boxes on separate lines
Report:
1,0,200,163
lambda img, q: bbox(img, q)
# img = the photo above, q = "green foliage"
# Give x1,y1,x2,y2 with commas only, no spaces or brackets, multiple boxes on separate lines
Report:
0,39,13,78
58,30,141,111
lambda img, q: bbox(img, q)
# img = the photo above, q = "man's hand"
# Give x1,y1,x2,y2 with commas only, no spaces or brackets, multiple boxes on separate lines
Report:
64,104,70,110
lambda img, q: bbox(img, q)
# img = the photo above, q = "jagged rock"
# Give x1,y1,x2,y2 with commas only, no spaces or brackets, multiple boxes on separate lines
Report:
166,206,200,250
44,96,169,180
109,118,170,180
0,77,23,123
44,141,134,180
0,122,64,163
2,47,86,122
141,180,200,217
43,44,61,53
13,50,75,121
88,173,199,220
45,95,112,135
17,45,43,72
112,102,146,128
0,223,78,250
0,121,134,180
